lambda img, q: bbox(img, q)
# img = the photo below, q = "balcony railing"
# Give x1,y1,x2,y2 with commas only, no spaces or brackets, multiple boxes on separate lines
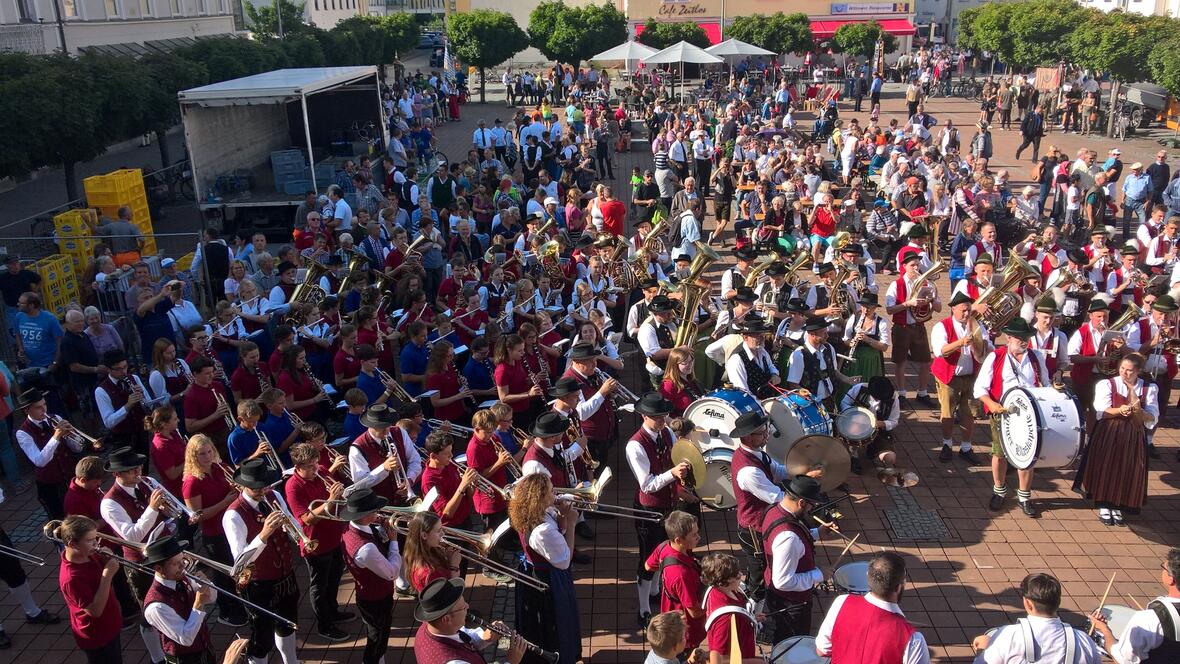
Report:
0,24,48,54
369,0,443,11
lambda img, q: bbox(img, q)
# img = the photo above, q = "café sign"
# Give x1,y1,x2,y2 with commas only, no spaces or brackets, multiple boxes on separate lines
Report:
831,2,909,14
659,0,711,17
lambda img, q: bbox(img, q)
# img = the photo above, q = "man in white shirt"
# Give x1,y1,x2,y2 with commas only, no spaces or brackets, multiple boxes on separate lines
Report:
413,578,524,664
327,184,352,234
1091,547,1180,664
15,389,83,519
760,475,826,643
672,208,701,261
141,536,217,661
839,376,903,477
786,317,853,408
930,291,990,464
974,573,1100,664
817,551,931,664
725,315,780,398
1147,214,1179,272
472,119,493,160
728,411,788,600
637,295,679,389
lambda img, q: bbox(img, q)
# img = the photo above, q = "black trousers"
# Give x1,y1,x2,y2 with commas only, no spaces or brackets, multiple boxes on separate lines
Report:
634,505,669,580
356,595,394,664
112,563,139,618
737,527,766,601
762,593,812,644
36,480,68,520
203,533,248,624
1015,135,1042,161
305,549,345,630
242,572,299,659
695,158,712,195
0,528,28,588
82,634,124,664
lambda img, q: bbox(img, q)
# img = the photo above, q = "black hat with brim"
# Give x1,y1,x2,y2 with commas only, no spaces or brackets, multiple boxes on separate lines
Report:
638,278,659,290
105,447,147,473
17,388,46,408
649,295,676,313
336,488,389,522
530,411,569,438
730,411,769,438
142,535,189,567
816,262,835,275
765,262,788,277
549,376,583,398
803,316,829,332
735,248,757,261
1120,244,1139,256
569,343,601,361
1035,296,1058,314
233,458,283,489
740,316,774,334
1002,317,1035,340
860,292,879,306
635,392,674,417
785,475,823,503
786,298,809,313
415,578,466,622
360,404,399,429
907,225,929,239
1067,249,1088,265
733,286,757,303
949,291,973,307
973,253,993,267
900,252,922,265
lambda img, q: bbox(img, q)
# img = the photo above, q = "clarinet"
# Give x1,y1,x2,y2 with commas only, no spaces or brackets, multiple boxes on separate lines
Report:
254,366,269,396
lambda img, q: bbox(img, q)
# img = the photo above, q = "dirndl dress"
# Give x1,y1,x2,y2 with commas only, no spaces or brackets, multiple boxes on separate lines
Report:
1073,379,1149,511
516,528,581,664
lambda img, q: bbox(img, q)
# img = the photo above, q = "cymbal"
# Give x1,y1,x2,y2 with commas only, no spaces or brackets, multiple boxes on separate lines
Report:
785,434,850,492
671,438,707,491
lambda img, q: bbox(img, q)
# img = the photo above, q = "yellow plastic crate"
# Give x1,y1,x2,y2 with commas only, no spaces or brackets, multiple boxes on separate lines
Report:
142,235,157,255
54,209,98,238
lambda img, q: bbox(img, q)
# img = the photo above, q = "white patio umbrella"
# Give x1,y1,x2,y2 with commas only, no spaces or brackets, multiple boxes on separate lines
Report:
588,40,658,76
705,38,775,59
642,41,724,100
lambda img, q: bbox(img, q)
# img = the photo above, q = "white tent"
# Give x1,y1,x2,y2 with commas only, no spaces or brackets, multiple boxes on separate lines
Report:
705,38,775,59
642,41,724,100
589,40,658,65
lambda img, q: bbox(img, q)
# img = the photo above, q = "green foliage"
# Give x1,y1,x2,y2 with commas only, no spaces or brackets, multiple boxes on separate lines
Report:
529,1,627,66
176,36,288,83
331,14,418,66
275,30,328,67
636,19,710,50
832,21,896,57
726,12,812,55
1073,11,1176,83
957,3,1016,64
447,9,529,101
245,0,309,41
1008,0,1084,68
1150,38,1180,96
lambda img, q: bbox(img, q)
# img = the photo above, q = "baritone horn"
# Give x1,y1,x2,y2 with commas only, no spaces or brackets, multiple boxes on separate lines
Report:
672,241,721,348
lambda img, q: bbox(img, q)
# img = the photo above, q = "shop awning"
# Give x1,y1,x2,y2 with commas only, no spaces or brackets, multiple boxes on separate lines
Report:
810,18,917,39
633,22,723,45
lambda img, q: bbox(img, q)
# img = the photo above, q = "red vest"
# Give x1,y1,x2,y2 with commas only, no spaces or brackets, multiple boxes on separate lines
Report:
973,241,1000,266
931,318,975,386
964,280,982,300
890,276,919,326
560,368,614,441
761,504,816,603
1111,267,1144,311
353,431,410,504
522,445,571,488
1069,323,1099,386
97,379,144,435
984,347,1042,414
143,579,211,656
22,419,75,485
1109,377,1148,411
829,594,917,664
342,526,395,601
227,496,295,581
731,446,773,529
413,622,486,664
102,483,152,561
629,427,677,509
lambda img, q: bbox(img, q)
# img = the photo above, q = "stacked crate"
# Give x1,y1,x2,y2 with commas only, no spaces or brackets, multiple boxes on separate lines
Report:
271,150,311,196
54,209,100,275
31,254,78,318
82,168,156,254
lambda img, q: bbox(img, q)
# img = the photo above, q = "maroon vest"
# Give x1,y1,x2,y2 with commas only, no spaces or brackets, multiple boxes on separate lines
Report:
829,594,916,664
761,504,817,603
522,445,570,488
102,483,152,561
353,432,410,504
22,419,75,485
97,378,144,435
227,496,295,581
342,526,395,601
630,427,677,509
143,578,211,655
560,368,614,441
731,446,774,529
413,622,486,664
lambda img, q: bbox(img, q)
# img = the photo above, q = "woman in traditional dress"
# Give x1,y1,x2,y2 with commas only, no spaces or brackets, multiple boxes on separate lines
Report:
839,292,890,400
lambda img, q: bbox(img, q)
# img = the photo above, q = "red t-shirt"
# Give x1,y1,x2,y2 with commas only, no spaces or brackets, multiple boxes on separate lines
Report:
811,206,837,238
421,463,473,528
64,480,110,535
183,382,230,435
333,348,361,382
277,371,319,420
704,587,757,659
494,361,533,414
426,368,465,421
284,472,345,555
466,434,508,514
182,470,234,536
660,379,696,413
383,247,406,272
231,363,271,401
267,346,290,375
600,199,627,236
643,542,705,647
150,431,187,497
437,277,462,310
454,309,488,346
60,553,122,649
356,326,395,366
411,563,453,593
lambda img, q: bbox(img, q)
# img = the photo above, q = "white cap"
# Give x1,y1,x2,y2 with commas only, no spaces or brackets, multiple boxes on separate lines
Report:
544,197,559,207
161,258,176,268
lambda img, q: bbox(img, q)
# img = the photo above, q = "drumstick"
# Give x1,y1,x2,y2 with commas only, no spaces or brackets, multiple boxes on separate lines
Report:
829,533,861,572
1126,593,1144,610
812,515,868,552
1089,572,1117,636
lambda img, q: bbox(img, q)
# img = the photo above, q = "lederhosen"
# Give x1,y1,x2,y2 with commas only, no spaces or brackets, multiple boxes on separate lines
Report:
228,496,298,659
738,347,778,399
760,504,817,644
143,579,215,664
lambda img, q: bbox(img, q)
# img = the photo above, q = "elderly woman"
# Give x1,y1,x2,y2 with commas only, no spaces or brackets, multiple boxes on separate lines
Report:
223,259,249,302
83,306,123,358
1013,185,1042,226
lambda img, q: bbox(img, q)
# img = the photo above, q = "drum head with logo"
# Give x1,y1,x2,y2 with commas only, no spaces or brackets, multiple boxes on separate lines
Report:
770,636,829,664
761,392,832,462
701,448,737,510
999,387,1041,470
685,390,765,451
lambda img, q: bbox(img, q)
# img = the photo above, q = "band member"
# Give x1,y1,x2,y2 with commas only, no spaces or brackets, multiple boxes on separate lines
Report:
1032,297,1070,380
340,489,404,664
755,261,796,320
99,447,169,664
973,317,1050,517
700,553,758,664
1146,216,1180,273
267,261,299,313
726,314,783,399
54,515,123,664
638,295,679,390
16,388,83,520
627,394,693,626
509,472,583,664
1068,299,1112,425
816,551,929,663
760,475,825,643
729,411,788,600
495,333,545,422
805,263,857,338
1090,547,1180,662
886,253,939,404
404,511,459,593
358,308,398,373
182,357,232,456
1128,293,1177,456
1049,249,1096,336
276,346,329,422
230,341,271,403
181,434,248,627
348,404,420,507
660,347,704,411
720,248,756,300
965,221,1004,272
713,287,757,339
267,326,296,376
454,289,490,347
421,429,477,531
148,340,193,424
257,390,300,468
331,324,362,391
425,340,474,425
895,224,932,273
839,241,879,295
209,300,249,377
1107,244,1146,314
951,252,994,305
843,293,890,382
931,292,990,464
559,343,619,464
643,511,705,651
1083,228,1115,294
146,405,187,501
467,409,516,534
774,299,809,375
223,459,300,664
785,317,855,409
1016,225,1067,284
413,578,525,664
973,573,1100,664
140,535,217,664
839,376,903,476
1074,352,1157,526
96,350,151,460
479,267,512,320
627,279,662,340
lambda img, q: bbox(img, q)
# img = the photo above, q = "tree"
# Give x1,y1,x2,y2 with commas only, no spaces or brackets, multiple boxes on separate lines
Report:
136,53,207,167
330,15,418,67
529,1,627,67
447,10,529,103
637,19,710,50
177,36,288,83
527,0,565,63
832,21,896,58
1150,38,1180,97
1007,0,1084,68
276,30,328,68
245,0,309,41
726,12,812,55
1072,11,1173,135
957,3,1016,67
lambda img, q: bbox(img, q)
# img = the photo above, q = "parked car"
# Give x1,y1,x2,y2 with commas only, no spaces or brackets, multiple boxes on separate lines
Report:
418,33,443,49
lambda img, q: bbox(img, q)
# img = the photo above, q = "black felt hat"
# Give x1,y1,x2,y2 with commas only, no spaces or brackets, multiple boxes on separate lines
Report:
142,535,189,567
634,392,674,416
336,488,389,521
232,458,283,489
568,343,601,361
530,411,569,437
359,404,399,429
730,411,769,438
414,578,466,622
549,376,583,398
784,475,823,503
105,447,147,473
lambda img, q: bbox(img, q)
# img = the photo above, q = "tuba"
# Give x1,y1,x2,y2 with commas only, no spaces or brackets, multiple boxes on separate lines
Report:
283,259,330,325
335,249,371,297
743,253,778,288
829,259,856,320
537,240,566,288
643,210,670,256
606,235,637,292
974,249,1040,331
910,259,948,323
1097,302,1143,375
672,242,720,348
782,250,814,289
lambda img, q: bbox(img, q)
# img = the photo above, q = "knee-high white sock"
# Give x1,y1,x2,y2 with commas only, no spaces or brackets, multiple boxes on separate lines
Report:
637,579,652,614
275,632,299,664
141,624,166,663
9,582,40,616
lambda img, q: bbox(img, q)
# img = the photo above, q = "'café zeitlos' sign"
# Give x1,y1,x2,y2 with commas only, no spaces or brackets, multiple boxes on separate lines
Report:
658,0,710,16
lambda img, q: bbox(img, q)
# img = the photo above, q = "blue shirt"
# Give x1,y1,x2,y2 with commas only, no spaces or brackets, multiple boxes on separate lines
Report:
227,427,262,466
16,310,62,368
494,428,518,455
357,370,386,405
256,412,296,466
1123,173,1151,202
344,412,365,442
463,355,495,391
398,341,430,396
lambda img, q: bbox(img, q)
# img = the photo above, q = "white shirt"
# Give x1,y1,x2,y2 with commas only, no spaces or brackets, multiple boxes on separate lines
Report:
1127,316,1169,377
95,375,151,431
817,593,930,664
973,348,1049,399
149,360,192,407
100,481,163,546
1067,324,1103,359
843,313,891,347
1094,378,1159,428
142,575,215,647
16,416,82,467
839,383,901,431
976,616,1100,664
626,298,654,337
725,343,778,393
1110,597,1180,664
332,197,353,232
930,318,990,376
521,443,583,481
885,275,938,326
348,522,403,580
562,368,607,420
267,284,294,313
638,319,675,362
223,492,290,567
1032,328,1070,373
734,444,787,504
786,340,834,400
348,430,423,493
625,425,678,497
167,300,202,336
527,512,570,570
769,518,824,592
966,240,1004,272
720,266,748,298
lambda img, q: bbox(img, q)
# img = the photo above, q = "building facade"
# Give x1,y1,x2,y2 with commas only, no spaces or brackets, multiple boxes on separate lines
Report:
0,0,235,54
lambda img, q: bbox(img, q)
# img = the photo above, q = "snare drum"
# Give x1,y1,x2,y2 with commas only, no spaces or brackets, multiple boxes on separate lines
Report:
832,561,870,594
761,391,832,462
701,448,738,510
835,407,877,447
1096,604,1137,648
685,389,766,451
999,386,1083,470
770,636,830,664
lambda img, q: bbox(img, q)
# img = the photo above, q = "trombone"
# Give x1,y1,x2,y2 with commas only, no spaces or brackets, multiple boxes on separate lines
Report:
266,490,318,553
413,444,511,500
0,542,44,566
43,521,293,629
553,467,661,521
384,516,549,592
65,523,254,589
140,476,201,523
309,487,440,520
426,419,475,436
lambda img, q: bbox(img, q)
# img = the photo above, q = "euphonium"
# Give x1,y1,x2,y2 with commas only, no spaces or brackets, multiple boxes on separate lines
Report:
283,259,331,325
537,240,566,287
911,259,948,323
642,211,670,256
782,250,813,288
743,253,778,288
1098,302,1143,375
406,233,430,260
335,249,371,297
672,241,720,348
829,259,856,319
974,248,1040,331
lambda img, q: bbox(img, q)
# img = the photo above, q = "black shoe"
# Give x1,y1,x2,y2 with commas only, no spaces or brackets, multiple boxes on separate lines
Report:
988,493,1005,511
572,550,593,565
575,522,596,540
938,446,953,462
0,629,10,649
960,450,983,466
638,611,652,629
332,610,358,624
1020,501,1040,518
1100,511,1114,526
915,394,935,407
850,457,863,475
1147,444,1160,459
26,610,60,625
395,584,417,598
317,625,350,643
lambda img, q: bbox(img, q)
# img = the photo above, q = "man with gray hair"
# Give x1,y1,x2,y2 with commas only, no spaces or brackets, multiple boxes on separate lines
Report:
327,184,353,234
251,252,279,294
59,308,104,406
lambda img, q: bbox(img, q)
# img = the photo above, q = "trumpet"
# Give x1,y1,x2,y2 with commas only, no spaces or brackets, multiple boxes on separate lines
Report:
378,368,415,405
382,431,411,492
213,389,236,431
284,409,303,428
324,444,353,482
47,414,102,451
140,476,201,523
595,368,639,408
414,443,510,500
267,490,318,553
566,418,598,472
465,609,559,664
256,429,285,473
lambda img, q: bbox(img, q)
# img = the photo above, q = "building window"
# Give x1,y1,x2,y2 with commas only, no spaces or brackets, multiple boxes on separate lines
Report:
15,0,36,20
140,0,152,16
199,0,207,12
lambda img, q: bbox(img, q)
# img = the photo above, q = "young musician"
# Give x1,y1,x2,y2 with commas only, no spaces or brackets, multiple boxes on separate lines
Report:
285,443,351,642
413,578,525,664
1031,297,1070,381
403,511,460,593
182,357,233,456
148,340,193,425
140,535,218,664
425,339,473,425
331,324,362,391
267,326,296,376
839,376,903,476
931,292,990,464
885,253,940,404
1068,299,1113,428
276,346,328,422
973,318,1050,517
453,288,490,347
420,429,477,530
209,299,249,377
701,553,759,664
1128,292,1177,457
96,350,151,460
713,287,757,339
727,316,781,398
974,573,1100,664
146,406,187,501
230,341,271,403
1107,244,1146,314
466,409,516,534
760,475,826,643
1090,547,1180,663
399,321,432,398
964,221,1004,272
16,388,83,520
255,389,300,469
181,434,247,628
54,515,123,663
495,333,545,422
559,343,620,468
728,411,788,599
339,489,404,664
643,511,706,651
774,299,810,375
355,344,400,408
816,552,930,663
359,307,400,373
660,347,704,412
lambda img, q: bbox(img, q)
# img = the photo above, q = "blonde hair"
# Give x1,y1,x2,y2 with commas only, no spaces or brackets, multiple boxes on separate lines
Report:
472,409,497,431
183,434,221,480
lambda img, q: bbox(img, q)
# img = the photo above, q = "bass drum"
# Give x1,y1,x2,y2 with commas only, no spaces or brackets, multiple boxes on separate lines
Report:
770,636,830,664
701,448,738,510
999,386,1083,470
761,390,832,462
685,389,766,451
